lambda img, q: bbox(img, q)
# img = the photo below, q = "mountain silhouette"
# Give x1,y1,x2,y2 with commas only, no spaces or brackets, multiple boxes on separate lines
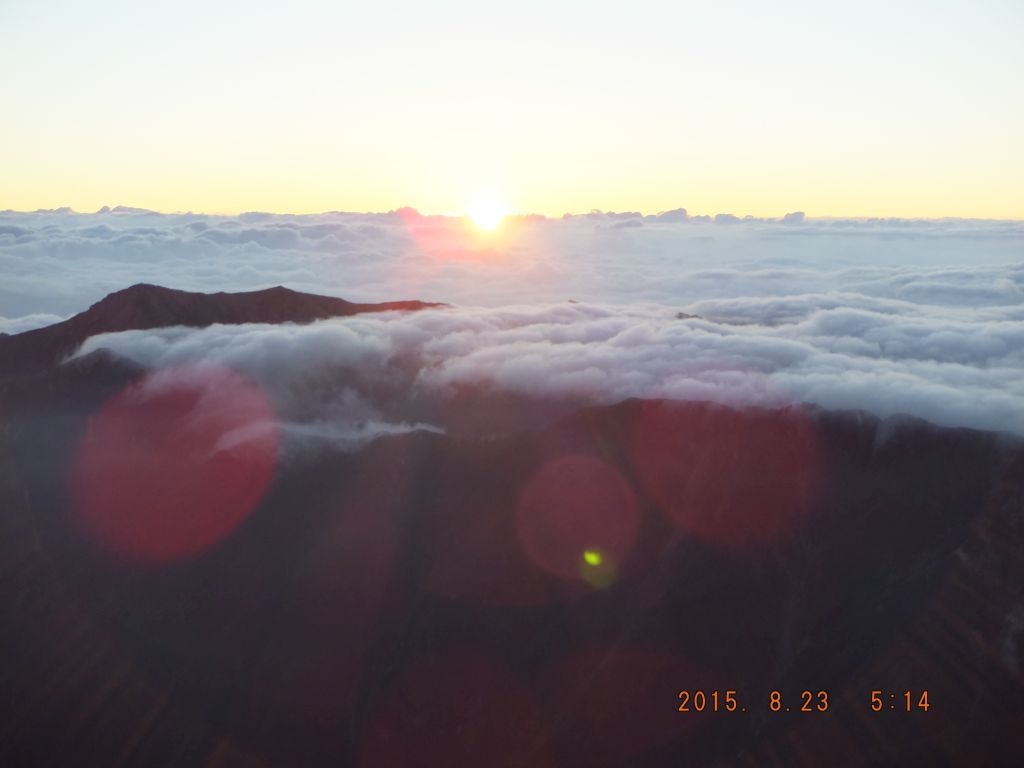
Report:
0,283,441,374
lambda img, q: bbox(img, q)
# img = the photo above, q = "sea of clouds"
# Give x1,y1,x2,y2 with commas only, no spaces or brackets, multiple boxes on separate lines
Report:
5,207,1023,437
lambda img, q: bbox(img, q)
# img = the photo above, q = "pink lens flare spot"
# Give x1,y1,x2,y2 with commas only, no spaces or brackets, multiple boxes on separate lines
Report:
629,400,821,549
71,363,279,564
516,454,642,584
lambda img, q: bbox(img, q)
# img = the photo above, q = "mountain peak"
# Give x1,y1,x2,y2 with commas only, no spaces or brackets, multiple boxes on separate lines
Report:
0,284,442,375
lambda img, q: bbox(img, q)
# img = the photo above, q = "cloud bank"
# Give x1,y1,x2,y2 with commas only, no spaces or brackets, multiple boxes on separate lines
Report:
74,298,1024,440
6,208,1021,438
0,312,65,334
2,208,1022,320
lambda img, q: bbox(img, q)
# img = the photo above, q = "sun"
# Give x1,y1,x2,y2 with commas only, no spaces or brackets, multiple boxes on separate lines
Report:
466,199,506,231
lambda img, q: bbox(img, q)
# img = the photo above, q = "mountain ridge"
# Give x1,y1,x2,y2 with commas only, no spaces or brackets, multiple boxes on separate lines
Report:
0,283,443,374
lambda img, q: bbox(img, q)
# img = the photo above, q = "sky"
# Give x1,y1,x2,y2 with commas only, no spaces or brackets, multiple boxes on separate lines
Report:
2,0,1022,218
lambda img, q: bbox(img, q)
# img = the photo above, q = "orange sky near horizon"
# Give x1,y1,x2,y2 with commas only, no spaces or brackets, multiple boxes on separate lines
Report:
1,1,1022,220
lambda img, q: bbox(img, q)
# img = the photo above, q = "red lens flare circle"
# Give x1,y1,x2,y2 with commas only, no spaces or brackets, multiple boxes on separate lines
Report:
629,400,820,549
71,363,279,564
516,454,641,583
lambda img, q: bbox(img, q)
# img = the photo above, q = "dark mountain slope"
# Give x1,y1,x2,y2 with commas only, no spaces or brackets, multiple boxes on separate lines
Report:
2,370,1022,766
0,285,1022,766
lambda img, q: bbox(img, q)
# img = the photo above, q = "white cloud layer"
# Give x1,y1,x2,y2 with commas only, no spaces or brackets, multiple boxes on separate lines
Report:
74,298,1024,439
2,209,1022,317
6,208,1022,437
0,312,65,334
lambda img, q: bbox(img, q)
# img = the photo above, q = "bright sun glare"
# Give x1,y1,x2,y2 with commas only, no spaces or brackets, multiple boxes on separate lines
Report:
467,199,506,231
